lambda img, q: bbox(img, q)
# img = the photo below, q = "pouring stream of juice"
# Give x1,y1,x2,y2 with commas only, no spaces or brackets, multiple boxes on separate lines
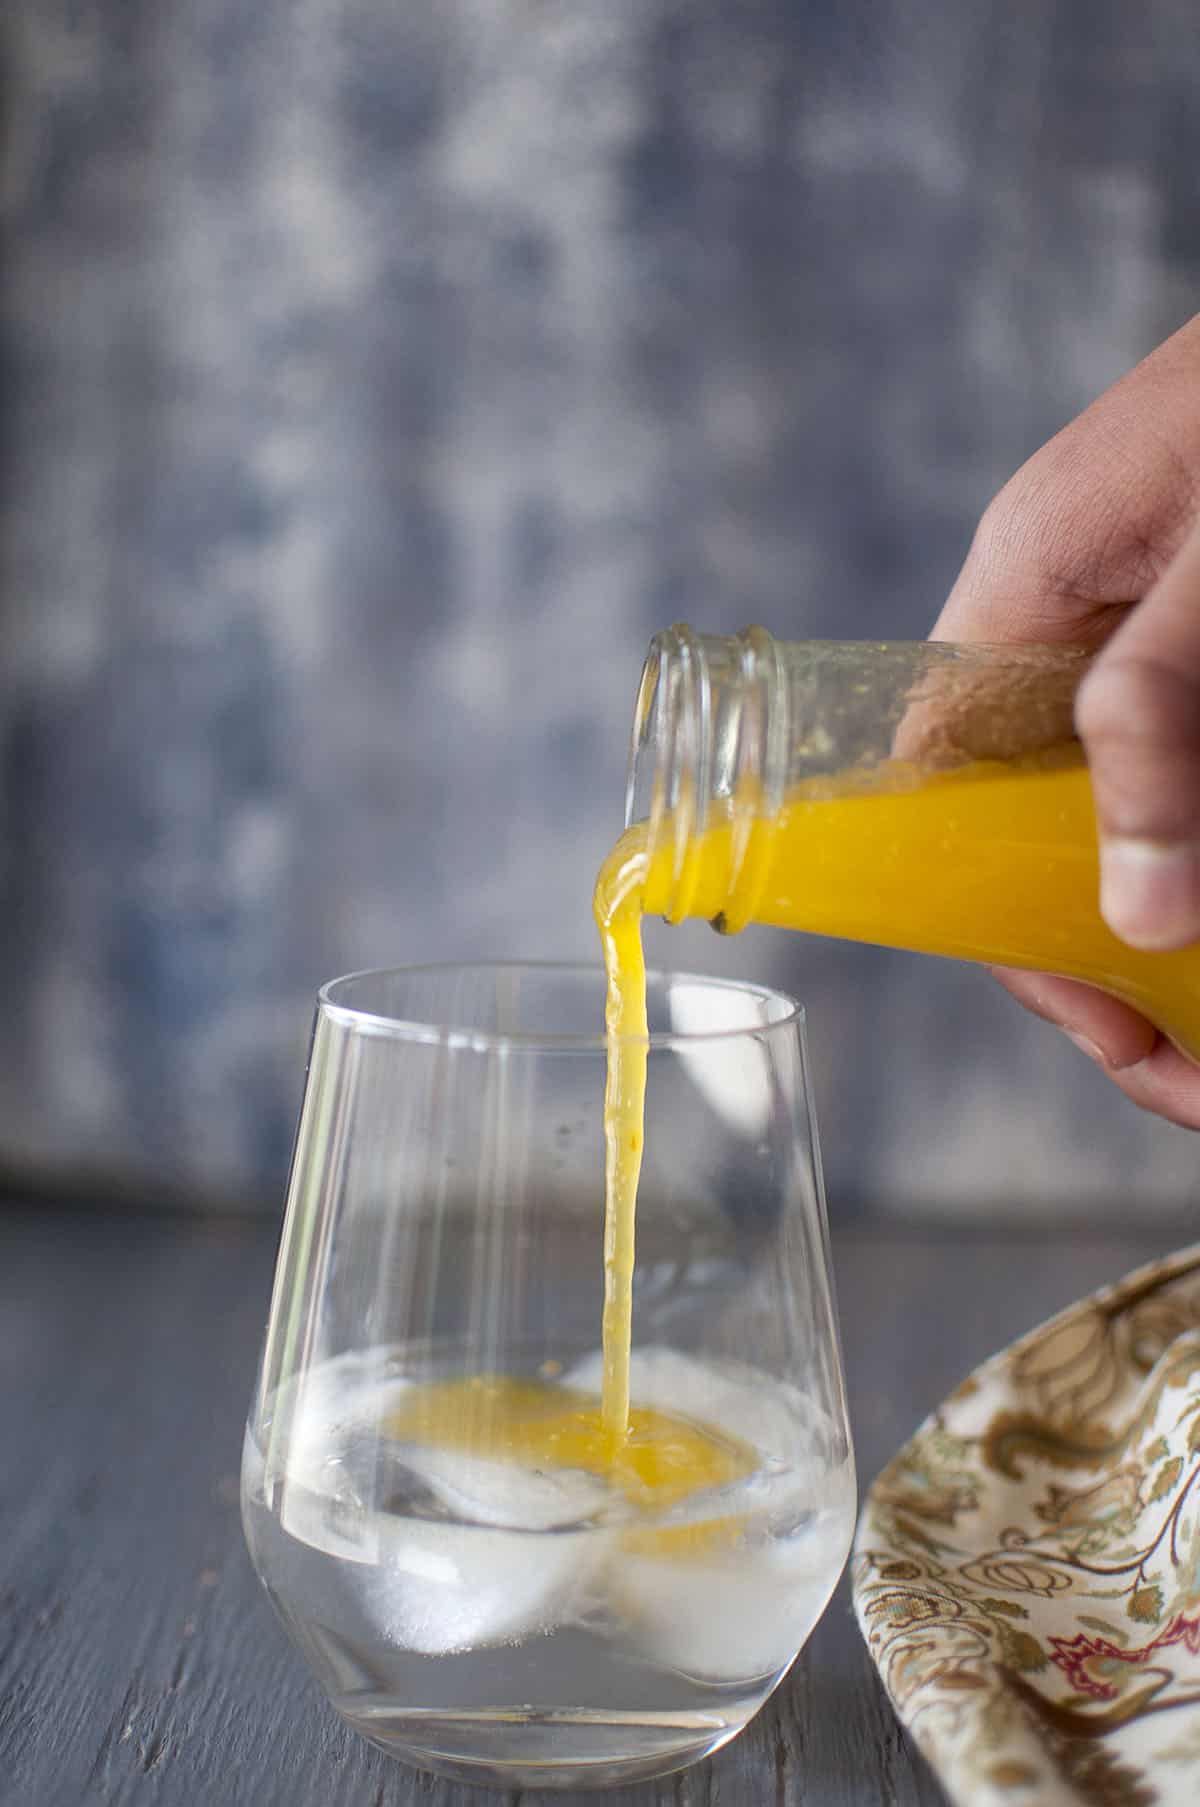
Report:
594,833,650,1442
593,740,1200,1442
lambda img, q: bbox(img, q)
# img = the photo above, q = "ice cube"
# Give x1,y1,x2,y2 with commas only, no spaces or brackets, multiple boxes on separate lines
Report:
609,1519,851,1681
357,1414,613,1651
561,1347,855,1679
364,1518,604,1655
383,1442,610,1530
272,1359,613,1655
275,1447,610,1655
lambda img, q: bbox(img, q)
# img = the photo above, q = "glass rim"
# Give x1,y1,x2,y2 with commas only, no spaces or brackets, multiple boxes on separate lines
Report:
317,960,806,1052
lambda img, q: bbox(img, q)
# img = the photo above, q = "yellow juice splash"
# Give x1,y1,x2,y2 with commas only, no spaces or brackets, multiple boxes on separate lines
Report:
386,1375,749,1512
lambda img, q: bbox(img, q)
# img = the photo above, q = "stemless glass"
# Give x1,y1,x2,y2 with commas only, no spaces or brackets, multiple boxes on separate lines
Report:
241,963,855,1790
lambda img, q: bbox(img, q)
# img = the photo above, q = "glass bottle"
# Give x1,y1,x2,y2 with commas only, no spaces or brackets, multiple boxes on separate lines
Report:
623,626,1200,1062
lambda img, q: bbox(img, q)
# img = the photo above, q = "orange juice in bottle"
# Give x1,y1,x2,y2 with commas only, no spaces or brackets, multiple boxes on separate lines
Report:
601,628,1200,1063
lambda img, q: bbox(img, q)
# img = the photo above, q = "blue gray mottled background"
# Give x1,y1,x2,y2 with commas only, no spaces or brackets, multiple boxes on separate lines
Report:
4,0,1200,1215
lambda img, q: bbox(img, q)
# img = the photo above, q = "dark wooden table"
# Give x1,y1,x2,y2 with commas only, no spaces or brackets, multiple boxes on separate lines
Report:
1,1202,1188,1807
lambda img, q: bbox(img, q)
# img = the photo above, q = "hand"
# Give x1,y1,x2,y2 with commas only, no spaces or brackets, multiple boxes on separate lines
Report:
933,312,1200,1128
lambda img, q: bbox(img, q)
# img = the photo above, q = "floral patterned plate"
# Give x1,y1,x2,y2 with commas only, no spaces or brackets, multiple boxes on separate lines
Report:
853,1244,1200,1807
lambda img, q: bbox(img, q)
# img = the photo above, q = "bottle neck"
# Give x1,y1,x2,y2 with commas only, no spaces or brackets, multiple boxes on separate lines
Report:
624,627,1091,933
624,626,790,932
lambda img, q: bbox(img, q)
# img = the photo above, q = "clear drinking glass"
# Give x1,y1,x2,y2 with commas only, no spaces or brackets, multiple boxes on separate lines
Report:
241,963,855,1790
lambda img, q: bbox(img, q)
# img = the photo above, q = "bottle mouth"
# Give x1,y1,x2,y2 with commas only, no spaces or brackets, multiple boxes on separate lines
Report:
623,625,788,932
623,630,675,835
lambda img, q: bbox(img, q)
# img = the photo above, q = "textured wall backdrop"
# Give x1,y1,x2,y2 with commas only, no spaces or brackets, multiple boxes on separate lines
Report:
3,0,1200,1214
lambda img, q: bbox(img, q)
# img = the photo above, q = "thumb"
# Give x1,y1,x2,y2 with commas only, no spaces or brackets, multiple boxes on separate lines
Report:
1075,516,1200,950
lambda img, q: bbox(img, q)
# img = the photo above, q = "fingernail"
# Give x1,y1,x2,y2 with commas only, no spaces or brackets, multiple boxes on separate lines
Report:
1066,1031,1109,1068
1100,839,1200,951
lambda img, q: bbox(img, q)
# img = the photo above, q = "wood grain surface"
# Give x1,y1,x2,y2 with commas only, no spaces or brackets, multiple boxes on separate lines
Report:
0,1204,1186,1806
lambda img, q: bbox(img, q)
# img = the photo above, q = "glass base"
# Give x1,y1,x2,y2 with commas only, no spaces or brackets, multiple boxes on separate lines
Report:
340,1704,746,1789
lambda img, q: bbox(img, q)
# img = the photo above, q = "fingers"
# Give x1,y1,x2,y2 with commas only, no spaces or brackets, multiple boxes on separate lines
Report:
934,311,1200,647
991,969,1200,1130
929,318,1200,1127
933,318,1200,953
989,969,1158,1068
1098,1040,1200,1130
1075,516,1200,951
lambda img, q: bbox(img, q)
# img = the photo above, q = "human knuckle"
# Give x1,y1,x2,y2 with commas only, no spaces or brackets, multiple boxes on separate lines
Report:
973,447,1093,585
973,477,1035,568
